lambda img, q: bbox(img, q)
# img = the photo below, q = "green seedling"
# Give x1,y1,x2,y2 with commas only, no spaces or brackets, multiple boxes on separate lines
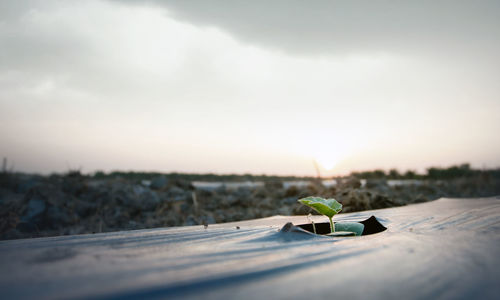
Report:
298,196,342,233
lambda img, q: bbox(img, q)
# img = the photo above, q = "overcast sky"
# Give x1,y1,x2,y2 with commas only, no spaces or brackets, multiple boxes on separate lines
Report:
1,0,499,176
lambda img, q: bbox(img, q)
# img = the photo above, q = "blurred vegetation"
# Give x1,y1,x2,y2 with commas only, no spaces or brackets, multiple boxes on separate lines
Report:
2,161,499,240
350,164,500,180
91,171,315,182
82,163,500,181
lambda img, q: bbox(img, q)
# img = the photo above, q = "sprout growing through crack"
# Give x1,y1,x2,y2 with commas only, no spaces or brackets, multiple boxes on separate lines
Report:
298,196,342,233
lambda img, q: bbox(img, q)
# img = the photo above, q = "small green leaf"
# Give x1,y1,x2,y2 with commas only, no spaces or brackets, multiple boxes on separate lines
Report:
334,222,364,236
298,196,342,219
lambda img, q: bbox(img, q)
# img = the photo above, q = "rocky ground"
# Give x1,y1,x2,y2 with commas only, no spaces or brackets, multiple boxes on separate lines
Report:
1,171,499,240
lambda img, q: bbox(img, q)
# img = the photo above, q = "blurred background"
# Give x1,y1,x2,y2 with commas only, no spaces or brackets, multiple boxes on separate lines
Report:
1,0,499,239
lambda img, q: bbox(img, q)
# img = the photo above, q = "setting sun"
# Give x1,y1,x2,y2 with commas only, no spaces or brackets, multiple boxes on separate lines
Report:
292,130,363,174
311,144,352,172
315,155,338,171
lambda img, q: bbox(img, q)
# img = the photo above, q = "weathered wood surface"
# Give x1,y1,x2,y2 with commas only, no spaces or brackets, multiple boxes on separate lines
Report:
1,197,499,299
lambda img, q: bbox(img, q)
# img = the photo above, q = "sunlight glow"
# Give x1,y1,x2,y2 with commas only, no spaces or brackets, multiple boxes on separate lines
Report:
315,155,339,171
312,145,351,172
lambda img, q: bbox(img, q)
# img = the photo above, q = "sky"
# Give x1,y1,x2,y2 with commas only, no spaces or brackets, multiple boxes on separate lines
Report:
0,0,499,176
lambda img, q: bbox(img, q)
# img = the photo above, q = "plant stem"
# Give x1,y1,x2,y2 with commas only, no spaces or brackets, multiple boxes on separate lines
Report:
329,217,335,233
312,221,316,234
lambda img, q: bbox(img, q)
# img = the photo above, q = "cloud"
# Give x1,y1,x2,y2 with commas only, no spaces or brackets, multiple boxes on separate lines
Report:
114,0,500,58
1,0,499,174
